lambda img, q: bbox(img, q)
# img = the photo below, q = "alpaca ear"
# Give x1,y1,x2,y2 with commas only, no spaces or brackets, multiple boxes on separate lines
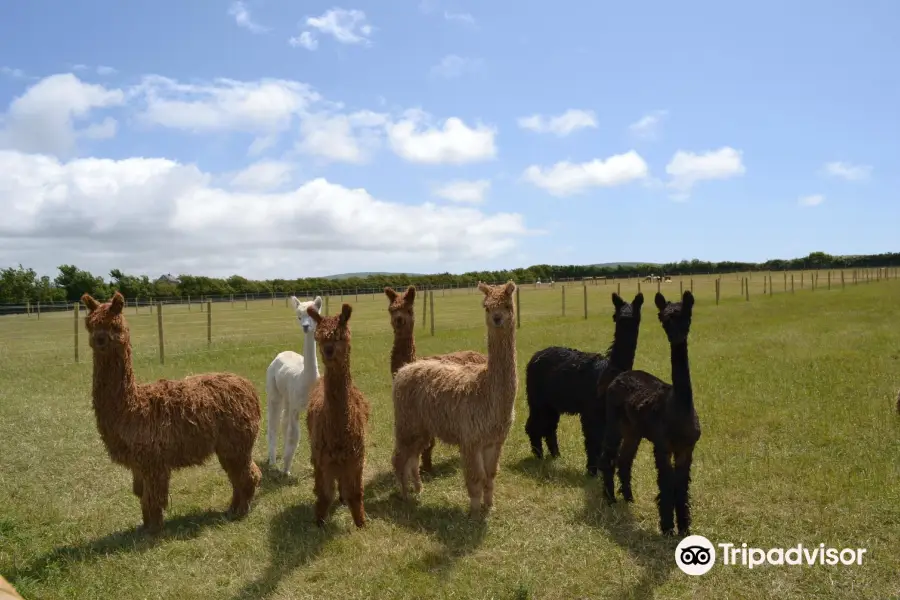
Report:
306,305,322,324
611,293,625,310
654,292,667,311
290,296,300,310
503,280,516,296
404,285,416,304
339,303,352,326
81,293,100,313
384,287,397,302
632,292,644,308
313,296,323,310
109,291,125,315
477,281,490,295
682,290,695,310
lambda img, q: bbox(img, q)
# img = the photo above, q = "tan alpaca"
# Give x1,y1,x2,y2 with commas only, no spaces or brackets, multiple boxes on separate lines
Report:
384,285,486,472
391,281,518,516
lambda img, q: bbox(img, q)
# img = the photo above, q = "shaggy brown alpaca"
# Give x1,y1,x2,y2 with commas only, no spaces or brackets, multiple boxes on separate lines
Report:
305,302,370,527
385,284,486,472
81,292,262,533
391,281,518,516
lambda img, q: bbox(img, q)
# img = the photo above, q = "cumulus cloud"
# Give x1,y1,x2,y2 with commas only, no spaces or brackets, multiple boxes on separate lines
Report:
523,151,649,196
429,55,484,79
228,1,269,33
665,146,745,198
0,150,530,278
628,109,668,140
296,110,388,163
517,109,597,137
822,161,872,181
432,179,491,203
387,110,497,164
798,194,824,207
0,73,124,157
288,31,318,50
228,160,296,191
292,8,373,50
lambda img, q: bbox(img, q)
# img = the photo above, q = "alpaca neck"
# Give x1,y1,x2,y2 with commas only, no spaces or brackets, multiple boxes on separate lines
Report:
302,333,319,380
670,341,693,409
323,362,353,424
608,323,640,372
486,324,517,407
390,328,415,376
91,345,138,416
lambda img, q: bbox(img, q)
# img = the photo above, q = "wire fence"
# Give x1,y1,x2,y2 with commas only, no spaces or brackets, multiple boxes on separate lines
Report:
1,268,896,367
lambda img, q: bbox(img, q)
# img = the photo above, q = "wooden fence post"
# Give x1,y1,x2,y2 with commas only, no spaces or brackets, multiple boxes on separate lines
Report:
207,300,212,346
36,301,40,320
715,279,720,305
791,275,795,293
680,280,683,296
617,282,621,296
583,284,588,319
657,278,661,293
745,277,749,301
188,295,191,311
429,290,435,336
562,285,566,317
422,286,427,325
827,271,831,290
73,303,79,363
157,302,165,365
690,278,693,291
841,270,845,289
763,276,767,295
516,286,521,329
324,295,330,316
244,293,248,309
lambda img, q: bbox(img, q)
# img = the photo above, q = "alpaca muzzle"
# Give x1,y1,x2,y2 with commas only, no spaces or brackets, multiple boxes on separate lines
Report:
322,344,336,360
92,331,110,348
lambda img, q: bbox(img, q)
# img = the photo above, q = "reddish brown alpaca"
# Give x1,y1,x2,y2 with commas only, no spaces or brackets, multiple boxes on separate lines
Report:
385,285,485,472
306,303,370,527
80,292,262,533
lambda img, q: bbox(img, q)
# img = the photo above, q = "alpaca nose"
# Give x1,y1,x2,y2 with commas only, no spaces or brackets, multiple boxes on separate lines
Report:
492,315,503,326
322,344,335,359
302,324,310,333
92,332,109,348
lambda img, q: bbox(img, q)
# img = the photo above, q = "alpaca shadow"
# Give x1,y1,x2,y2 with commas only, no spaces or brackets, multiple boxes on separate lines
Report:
256,465,300,500
509,455,589,489
580,485,678,600
6,509,226,587
362,464,488,574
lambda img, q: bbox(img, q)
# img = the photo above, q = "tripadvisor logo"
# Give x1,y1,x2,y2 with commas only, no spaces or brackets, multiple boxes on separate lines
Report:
675,535,868,575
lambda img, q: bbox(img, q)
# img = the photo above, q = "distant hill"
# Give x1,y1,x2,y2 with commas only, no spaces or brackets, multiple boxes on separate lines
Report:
321,271,424,280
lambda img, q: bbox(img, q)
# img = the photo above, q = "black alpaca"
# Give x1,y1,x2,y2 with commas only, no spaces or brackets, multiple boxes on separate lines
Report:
524,292,644,475
600,290,700,537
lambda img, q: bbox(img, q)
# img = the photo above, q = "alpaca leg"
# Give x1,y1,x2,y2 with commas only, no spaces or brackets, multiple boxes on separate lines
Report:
616,430,641,502
579,411,603,476
339,462,366,528
218,451,262,517
673,447,694,536
461,446,487,516
544,410,562,458
313,462,336,526
392,447,411,499
599,420,622,504
652,443,676,536
267,391,284,467
140,470,170,533
281,407,302,476
420,438,435,473
481,443,503,511
131,468,144,498
524,410,545,459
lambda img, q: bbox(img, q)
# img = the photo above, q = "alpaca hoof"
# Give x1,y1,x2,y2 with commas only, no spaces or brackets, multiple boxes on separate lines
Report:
586,466,599,477
622,492,634,502
316,518,327,528
679,528,691,537
661,528,676,537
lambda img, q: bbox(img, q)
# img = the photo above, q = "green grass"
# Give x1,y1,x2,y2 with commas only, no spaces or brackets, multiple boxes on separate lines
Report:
1,272,899,599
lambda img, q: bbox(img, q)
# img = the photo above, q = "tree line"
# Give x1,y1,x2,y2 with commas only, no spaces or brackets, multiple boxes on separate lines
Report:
1,251,898,306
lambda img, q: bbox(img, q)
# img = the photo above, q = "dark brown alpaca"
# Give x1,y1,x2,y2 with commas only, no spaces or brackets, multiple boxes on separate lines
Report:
81,292,262,533
306,302,370,527
384,285,485,472
600,290,700,537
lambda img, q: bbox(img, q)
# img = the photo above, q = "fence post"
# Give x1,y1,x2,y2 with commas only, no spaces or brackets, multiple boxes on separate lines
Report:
715,278,720,305
617,282,621,296
763,276,767,295
207,300,212,346
637,281,641,294
583,284,588,320
827,271,831,290
429,290,435,336
741,277,745,297
841,270,845,289
324,295,330,316
516,286,521,329
680,280,683,296
188,295,191,311
244,293,248,310
74,303,79,363
690,278,693,291
562,285,566,317
791,275,795,293
37,301,41,320
657,278,661,294
422,286,427,325
745,277,749,301
157,302,165,365
26,301,31,317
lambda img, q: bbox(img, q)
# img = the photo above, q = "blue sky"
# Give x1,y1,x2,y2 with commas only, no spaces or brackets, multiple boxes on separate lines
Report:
1,0,898,279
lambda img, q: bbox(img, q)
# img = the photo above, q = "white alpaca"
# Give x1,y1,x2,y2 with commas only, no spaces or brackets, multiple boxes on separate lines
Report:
266,295,323,475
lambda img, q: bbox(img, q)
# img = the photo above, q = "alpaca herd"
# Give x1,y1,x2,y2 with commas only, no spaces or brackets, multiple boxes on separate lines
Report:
77,283,701,541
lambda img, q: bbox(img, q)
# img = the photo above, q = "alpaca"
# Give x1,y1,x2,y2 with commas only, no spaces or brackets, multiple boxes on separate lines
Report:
265,295,323,475
599,290,699,537
524,292,644,475
80,292,261,533
391,281,518,516
305,302,370,527
384,285,486,472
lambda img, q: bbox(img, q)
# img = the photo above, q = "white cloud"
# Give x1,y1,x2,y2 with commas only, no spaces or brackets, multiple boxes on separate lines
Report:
1,66,27,78
628,109,668,139
228,160,295,191
228,1,269,33
299,8,373,48
433,179,490,203
665,146,746,197
430,55,484,79
523,151,649,196
517,109,597,137
0,150,530,278
386,110,497,164
289,31,319,50
823,161,872,181
297,110,387,164
96,65,118,76
0,73,124,157
798,194,824,207
444,11,475,25
79,117,118,140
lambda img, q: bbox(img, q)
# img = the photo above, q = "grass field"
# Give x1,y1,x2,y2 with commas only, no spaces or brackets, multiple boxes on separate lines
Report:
1,272,899,599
